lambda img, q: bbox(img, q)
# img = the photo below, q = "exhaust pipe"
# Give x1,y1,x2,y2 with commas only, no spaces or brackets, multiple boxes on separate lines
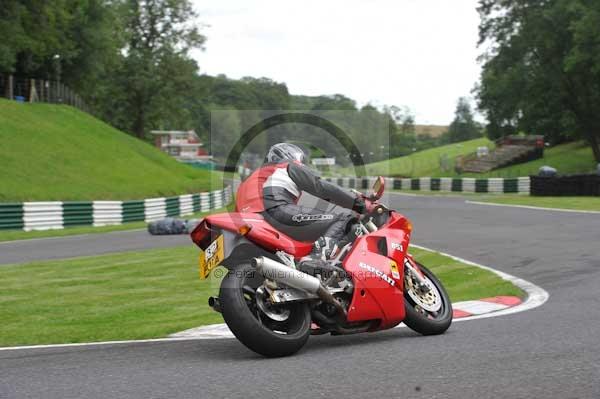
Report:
252,257,347,317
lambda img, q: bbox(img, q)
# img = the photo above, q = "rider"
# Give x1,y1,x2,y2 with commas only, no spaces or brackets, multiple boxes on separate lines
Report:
236,143,369,260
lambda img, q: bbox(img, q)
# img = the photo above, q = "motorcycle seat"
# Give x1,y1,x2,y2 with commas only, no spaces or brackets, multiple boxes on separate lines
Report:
204,212,313,257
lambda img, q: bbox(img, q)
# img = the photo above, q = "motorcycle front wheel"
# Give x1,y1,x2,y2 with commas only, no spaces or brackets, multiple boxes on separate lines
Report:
403,261,453,335
219,263,311,357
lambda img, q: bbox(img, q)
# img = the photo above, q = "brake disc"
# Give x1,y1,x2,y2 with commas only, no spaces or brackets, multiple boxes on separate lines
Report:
255,286,291,322
405,272,442,312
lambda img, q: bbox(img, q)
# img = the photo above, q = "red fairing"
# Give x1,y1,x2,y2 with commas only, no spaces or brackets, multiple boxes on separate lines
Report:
344,212,411,329
200,212,313,258
236,163,289,213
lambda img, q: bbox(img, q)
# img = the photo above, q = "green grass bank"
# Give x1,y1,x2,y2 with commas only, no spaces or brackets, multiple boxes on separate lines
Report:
0,99,213,202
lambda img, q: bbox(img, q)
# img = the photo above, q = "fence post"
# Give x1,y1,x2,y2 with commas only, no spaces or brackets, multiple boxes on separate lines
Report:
29,79,39,102
8,75,13,100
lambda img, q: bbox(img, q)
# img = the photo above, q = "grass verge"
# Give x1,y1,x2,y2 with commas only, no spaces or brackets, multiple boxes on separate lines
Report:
473,196,600,211
0,246,523,347
389,190,600,212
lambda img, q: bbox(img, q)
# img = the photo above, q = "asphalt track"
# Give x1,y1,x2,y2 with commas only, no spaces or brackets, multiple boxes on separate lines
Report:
0,229,190,265
2,193,600,398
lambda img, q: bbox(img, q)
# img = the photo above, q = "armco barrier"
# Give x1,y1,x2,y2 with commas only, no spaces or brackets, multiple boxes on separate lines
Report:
0,186,233,231
530,174,600,196
323,177,531,194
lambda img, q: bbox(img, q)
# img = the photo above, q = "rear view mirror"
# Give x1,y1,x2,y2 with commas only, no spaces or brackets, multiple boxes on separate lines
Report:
371,176,385,200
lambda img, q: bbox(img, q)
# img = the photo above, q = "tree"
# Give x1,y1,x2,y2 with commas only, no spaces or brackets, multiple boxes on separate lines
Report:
61,0,122,96
0,0,118,91
446,97,481,143
106,0,205,138
0,0,71,75
477,0,600,161
387,106,417,157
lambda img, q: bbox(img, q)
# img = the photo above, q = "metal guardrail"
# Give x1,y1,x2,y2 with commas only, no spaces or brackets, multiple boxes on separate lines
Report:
323,176,531,194
0,187,233,231
531,175,600,196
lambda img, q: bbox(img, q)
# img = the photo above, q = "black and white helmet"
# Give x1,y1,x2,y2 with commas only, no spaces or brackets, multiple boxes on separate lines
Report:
265,143,306,164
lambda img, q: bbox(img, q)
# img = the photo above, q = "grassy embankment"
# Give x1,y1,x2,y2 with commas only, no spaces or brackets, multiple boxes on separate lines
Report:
457,141,596,178
365,139,595,179
0,98,214,202
360,138,494,177
0,246,523,347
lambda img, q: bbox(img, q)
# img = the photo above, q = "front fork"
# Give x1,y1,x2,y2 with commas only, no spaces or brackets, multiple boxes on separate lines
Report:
404,256,431,293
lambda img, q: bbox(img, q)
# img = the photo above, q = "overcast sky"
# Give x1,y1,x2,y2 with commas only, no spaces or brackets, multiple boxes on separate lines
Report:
191,0,482,125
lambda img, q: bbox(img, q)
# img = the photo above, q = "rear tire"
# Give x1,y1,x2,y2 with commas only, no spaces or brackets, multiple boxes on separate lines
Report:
219,263,311,357
403,262,452,335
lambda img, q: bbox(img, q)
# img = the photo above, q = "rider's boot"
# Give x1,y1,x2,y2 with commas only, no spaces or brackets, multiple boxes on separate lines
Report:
306,236,340,261
299,237,345,279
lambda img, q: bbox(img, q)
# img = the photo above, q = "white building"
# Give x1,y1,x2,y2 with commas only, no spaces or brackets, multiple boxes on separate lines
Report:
150,130,212,162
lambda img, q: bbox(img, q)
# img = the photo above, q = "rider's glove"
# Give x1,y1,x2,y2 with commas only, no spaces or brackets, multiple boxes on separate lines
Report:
352,197,367,213
363,198,377,214
352,197,377,214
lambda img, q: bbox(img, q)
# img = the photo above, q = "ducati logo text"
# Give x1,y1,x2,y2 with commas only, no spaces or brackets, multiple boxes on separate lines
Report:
358,262,396,286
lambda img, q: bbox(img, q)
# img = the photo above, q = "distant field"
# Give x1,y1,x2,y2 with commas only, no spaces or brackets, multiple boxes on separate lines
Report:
363,138,493,177
0,99,214,201
415,124,448,138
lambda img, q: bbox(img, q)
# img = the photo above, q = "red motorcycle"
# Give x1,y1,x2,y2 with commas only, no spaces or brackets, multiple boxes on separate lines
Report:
191,177,452,357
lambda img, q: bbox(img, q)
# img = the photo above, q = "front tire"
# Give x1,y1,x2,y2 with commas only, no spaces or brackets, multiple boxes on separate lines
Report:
219,263,311,357
403,262,452,335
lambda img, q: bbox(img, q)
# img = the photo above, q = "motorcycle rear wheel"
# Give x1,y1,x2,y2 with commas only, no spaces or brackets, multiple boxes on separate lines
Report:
219,263,311,357
403,262,452,335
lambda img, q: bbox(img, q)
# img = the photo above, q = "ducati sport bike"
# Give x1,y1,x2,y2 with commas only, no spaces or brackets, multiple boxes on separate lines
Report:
191,177,452,357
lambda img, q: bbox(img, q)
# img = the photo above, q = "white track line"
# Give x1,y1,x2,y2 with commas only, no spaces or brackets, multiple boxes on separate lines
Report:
465,200,600,214
0,245,549,351
452,300,509,315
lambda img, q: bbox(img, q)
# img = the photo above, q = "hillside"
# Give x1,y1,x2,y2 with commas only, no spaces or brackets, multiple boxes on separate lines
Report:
0,99,212,201
456,141,596,178
362,139,595,178
363,138,493,177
